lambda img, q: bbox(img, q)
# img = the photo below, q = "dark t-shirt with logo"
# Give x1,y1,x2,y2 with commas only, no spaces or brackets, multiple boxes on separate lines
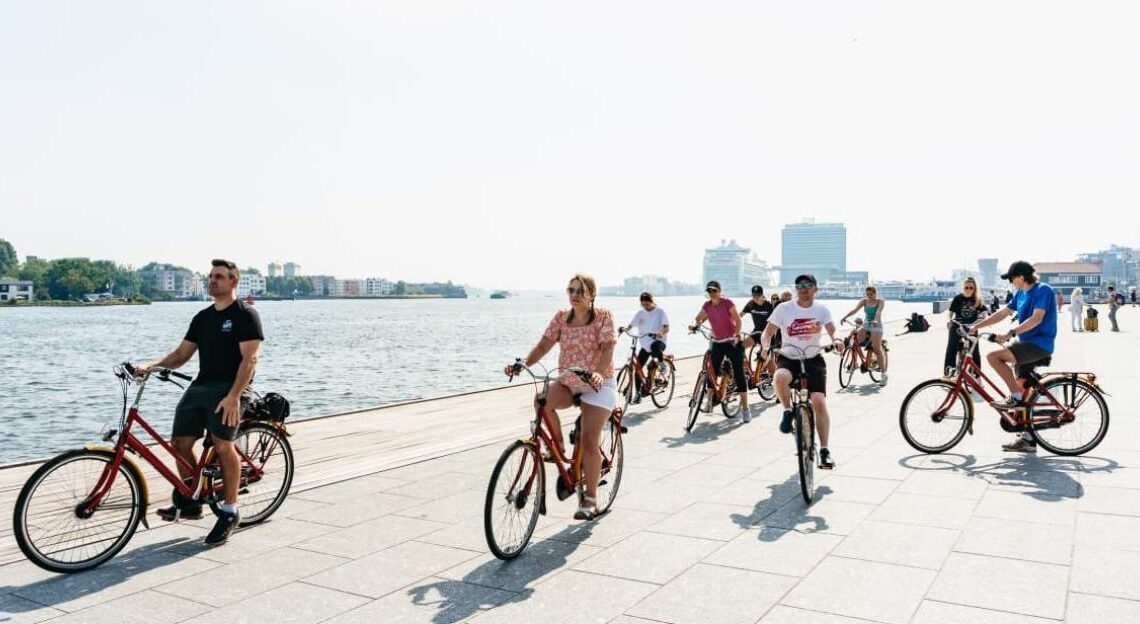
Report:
950,294,984,325
742,300,774,333
184,301,264,385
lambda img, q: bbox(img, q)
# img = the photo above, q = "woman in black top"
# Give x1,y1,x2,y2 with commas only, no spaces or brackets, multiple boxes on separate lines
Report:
945,277,986,374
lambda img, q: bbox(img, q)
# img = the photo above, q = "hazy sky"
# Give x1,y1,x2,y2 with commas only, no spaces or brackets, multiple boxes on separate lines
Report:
3,1,1138,289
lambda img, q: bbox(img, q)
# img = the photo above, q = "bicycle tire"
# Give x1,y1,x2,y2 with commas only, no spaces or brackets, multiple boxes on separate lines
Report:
484,440,544,560
899,379,973,454
616,364,633,412
869,347,888,383
595,414,624,514
205,421,294,525
650,359,676,409
1027,378,1110,456
720,368,742,418
686,373,707,432
795,405,816,505
14,449,145,573
838,348,855,389
757,377,776,402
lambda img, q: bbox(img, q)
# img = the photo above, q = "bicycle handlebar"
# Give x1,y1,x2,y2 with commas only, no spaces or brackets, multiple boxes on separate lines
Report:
619,327,661,340
507,359,596,387
688,324,739,344
120,362,193,383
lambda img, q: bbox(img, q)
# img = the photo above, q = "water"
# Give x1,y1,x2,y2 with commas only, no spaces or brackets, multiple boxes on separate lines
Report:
0,296,932,463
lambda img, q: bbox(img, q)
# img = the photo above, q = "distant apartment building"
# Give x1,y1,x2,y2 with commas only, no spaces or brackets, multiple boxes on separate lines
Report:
978,258,1000,290
364,278,392,297
1078,245,1137,287
0,279,34,302
309,275,337,296
237,273,267,297
702,240,773,296
623,275,669,296
268,262,282,278
140,266,205,299
1036,262,1102,296
779,221,848,284
284,262,299,279
335,279,362,297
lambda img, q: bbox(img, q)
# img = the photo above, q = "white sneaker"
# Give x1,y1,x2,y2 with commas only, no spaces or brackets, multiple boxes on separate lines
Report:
742,409,752,423
879,373,888,387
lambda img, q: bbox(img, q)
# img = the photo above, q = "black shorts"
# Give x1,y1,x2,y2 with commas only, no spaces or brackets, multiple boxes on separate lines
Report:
173,382,242,441
1009,342,1052,379
777,354,827,395
636,340,667,366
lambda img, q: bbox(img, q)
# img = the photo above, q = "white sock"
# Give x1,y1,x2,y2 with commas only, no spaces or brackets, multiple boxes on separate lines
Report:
221,503,238,514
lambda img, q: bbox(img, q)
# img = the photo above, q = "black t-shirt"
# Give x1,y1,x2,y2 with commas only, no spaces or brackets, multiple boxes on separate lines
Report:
184,301,264,384
741,300,774,333
950,294,984,325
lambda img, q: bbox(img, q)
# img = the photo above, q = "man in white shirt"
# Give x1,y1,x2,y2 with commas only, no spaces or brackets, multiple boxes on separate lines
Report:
759,274,843,468
622,292,670,403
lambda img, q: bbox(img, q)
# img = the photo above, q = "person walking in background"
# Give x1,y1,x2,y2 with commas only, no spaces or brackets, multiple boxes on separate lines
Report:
1107,286,1122,331
990,291,1001,314
1069,288,1085,332
770,293,781,307
1131,287,1137,306
1056,289,1065,312
945,277,985,375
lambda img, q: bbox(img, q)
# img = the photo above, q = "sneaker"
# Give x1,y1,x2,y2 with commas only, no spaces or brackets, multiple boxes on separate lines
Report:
157,504,203,522
819,448,835,469
631,392,641,405
205,508,240,546
989,396,1025,410
742,408,752,423
1001,437,1037,453
779,409,794,434
879,373,888,387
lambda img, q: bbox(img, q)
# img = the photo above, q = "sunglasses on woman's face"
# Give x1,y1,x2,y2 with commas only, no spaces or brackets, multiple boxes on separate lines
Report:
706,288,719,294
566,287,586,296
964,287,975,291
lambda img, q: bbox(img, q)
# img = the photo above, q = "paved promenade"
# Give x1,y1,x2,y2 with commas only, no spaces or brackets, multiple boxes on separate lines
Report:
2,308,1139,623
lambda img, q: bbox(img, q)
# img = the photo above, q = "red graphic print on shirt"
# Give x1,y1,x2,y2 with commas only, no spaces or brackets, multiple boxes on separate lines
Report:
787,318,821,337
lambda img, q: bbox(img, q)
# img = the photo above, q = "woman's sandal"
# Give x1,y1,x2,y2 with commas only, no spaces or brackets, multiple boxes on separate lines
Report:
574,496,598,521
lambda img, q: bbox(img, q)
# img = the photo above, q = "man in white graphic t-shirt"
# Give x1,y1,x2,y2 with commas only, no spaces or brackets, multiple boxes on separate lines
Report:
759,274,844,469
621,292,670,403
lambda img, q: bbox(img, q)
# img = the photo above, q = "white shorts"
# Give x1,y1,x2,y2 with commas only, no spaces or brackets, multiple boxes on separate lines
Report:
578,379,617,410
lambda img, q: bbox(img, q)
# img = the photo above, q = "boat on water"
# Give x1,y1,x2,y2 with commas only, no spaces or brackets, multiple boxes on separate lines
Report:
489,290,511,299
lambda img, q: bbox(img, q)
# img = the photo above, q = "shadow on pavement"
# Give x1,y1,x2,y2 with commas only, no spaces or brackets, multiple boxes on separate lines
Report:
898,452,1118,502
406,522,594,624
0,538,194,615
728,473,834,538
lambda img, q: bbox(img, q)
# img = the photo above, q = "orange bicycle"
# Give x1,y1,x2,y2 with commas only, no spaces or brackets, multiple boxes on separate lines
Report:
484,361,625,559
615,328,675,410
743,339,778,402
837,319,888,388
685,324,743,431
900,322,1109,455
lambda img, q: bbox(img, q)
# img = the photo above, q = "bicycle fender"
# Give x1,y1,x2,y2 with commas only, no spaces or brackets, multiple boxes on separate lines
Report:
84,445,150,526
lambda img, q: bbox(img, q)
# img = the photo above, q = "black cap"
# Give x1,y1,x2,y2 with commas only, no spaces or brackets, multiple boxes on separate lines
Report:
751,285,764,295
705,280,721,291
794,274,817,287
1000,261,1035,280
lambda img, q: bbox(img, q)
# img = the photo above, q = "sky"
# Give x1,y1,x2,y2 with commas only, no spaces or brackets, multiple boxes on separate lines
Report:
2,1,1139,290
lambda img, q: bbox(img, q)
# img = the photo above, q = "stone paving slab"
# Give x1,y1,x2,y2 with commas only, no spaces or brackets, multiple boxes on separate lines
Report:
3,308,1140,622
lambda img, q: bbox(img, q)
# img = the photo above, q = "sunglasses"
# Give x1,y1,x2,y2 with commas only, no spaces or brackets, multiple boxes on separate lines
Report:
566,287,586,296
706,288,719,293
795,283,815,290
963,287,975,290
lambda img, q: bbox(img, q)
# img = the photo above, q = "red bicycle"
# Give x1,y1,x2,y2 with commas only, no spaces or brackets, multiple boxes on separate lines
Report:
899,322,1110,455
13,363,294,573
484,362,625,560
615,328,676,410
685,324,744,432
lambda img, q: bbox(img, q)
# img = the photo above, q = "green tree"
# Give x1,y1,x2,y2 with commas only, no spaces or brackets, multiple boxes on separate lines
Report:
0,239,17,277
56,268,94,300
394,280,407,295
18,257,49,284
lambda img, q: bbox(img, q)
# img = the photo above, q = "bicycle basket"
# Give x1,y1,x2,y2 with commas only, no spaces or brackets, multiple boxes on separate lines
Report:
244,392,291,422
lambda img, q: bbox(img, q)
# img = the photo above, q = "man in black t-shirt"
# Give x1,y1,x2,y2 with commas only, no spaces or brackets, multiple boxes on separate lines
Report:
742,285,776,377
137,259,263,546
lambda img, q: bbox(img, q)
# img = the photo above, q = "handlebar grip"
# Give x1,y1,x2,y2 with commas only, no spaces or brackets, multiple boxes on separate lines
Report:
123,362,137,376
170,371,193,382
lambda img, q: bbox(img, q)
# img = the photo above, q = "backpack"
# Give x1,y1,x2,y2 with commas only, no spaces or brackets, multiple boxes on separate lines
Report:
1087,306,1098,319
906,312,930,333
244,392,291,422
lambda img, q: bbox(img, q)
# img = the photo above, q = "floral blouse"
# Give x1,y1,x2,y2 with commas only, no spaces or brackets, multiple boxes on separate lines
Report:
543,308,617,389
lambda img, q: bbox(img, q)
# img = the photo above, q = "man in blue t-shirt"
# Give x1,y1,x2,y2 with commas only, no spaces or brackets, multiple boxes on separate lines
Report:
970,260,1057,453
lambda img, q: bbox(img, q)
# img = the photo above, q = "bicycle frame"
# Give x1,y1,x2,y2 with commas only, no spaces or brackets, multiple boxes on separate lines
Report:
620,332,670,393
693,326,739,400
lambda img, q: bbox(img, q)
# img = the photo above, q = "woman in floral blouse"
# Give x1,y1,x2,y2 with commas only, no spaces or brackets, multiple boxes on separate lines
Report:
505,273,616,520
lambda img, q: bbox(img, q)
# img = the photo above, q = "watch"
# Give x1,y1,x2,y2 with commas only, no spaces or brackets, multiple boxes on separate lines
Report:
1008,329,1017,338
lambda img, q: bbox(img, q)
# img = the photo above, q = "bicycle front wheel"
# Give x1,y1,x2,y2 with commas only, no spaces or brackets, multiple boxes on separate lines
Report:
595,414,625,515
794,406,816,505
838,349,855,389
869,348,888,383
899,379,973,454
650,359,676,409
206,422,294,525
484,440,544,560
686,373,707,432
1028,378,1110,456
14,449,144,573
720,371,742,418
615,364,633,412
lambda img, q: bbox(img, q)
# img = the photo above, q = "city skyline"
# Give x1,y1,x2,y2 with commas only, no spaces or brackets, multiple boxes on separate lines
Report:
4,3,1140,290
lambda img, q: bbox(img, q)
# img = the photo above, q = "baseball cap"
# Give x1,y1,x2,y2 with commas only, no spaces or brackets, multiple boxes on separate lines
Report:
751,285,764,295
794,274,817,287
1000,261,1035,280
705,280,721,291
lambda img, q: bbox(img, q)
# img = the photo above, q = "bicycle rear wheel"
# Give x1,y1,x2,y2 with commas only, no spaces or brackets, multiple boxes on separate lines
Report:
1027,378,1110,456
595,414,625,514
206,422,294,525
899,379,973,453
686,373,707,432
14,449,144,573
838,348,855,388
484,440,544,560
649,359,676,409
794,406,816,505
869,347,888,383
